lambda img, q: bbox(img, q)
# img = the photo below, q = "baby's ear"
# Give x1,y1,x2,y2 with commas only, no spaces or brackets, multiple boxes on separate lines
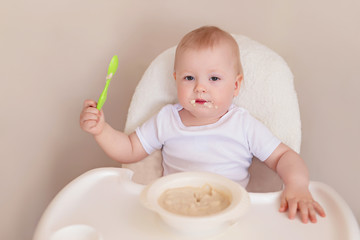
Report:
234,74,243,96
173,72,177,80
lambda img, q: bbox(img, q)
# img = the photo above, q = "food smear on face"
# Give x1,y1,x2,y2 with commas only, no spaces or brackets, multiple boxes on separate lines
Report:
158,184,231,216
189,99,218,109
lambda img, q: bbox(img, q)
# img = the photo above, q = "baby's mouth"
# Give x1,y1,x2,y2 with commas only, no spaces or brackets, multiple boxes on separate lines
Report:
190,99,208,105
195,99,207,104
190,99,218,109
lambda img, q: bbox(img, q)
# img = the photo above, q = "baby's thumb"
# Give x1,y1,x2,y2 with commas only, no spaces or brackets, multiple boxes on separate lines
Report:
98,109,106,122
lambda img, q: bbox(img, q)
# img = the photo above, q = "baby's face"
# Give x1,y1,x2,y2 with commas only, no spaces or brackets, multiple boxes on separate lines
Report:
174,43,242,123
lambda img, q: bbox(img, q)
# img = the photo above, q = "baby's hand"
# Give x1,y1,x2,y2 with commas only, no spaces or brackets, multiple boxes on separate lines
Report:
279,184,326,223
79,100,105,136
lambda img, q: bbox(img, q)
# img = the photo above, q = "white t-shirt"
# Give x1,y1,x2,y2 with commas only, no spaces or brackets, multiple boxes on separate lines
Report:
135,104,281,187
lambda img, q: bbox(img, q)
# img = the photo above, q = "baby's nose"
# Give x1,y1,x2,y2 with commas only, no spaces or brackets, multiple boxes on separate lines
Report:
194,81,207,93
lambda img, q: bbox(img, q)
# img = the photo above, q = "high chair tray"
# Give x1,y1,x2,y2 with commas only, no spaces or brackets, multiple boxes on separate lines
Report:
34,168,360,240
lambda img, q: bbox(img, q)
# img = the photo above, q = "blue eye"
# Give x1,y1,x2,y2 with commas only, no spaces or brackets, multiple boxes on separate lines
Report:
210,76,220,81
185,76,194,81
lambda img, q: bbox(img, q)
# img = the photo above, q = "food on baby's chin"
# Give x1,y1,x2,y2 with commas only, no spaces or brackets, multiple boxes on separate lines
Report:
158,184,231,216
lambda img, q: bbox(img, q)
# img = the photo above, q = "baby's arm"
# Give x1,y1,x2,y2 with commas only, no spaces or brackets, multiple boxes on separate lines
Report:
80,100,148,163
264,143,326,223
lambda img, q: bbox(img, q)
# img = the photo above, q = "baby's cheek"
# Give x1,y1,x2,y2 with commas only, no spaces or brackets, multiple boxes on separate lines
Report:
177,92,189,105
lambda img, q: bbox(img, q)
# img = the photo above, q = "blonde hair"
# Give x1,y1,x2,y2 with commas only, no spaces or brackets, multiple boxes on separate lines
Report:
174,26,242,74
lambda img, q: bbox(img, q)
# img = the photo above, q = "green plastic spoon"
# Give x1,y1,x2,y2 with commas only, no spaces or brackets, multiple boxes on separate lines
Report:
97,55,119,110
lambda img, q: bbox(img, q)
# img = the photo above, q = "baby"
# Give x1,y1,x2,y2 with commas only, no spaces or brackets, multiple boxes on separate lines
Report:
80,26,325,223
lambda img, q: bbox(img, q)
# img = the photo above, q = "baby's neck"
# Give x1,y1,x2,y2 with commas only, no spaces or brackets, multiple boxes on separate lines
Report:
178,108,228,127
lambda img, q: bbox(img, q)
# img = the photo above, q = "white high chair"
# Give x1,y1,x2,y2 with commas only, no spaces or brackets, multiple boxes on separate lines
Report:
34,35,360,240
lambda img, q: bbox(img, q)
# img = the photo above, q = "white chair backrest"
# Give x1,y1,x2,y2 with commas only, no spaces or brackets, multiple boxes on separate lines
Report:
123,34,301,188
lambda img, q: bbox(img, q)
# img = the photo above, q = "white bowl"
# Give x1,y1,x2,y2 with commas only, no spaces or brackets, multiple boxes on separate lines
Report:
140,171,250,235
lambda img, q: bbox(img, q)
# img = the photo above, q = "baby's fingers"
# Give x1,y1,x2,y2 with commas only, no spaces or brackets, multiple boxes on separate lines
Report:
83,99,97,108
287,198,299,220
80,104,101,123
308,205,318,223
299,201,310,223
83,106,100,116
80,110,101,132
81,112,99,122
279,194,288,212
296,200,326,224
82,119,98,130
313,201,326,218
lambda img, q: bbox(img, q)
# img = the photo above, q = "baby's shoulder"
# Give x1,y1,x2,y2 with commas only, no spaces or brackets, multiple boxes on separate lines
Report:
158,103,180,114
227,105,260,125
228,105,251,117
153,104,181,121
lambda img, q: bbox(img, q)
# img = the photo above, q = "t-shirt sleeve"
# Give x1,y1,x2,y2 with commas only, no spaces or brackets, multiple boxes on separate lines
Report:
245,114,281,161
135,112,164,155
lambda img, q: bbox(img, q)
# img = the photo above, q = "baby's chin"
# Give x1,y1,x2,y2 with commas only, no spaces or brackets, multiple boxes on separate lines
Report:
184,102,229,122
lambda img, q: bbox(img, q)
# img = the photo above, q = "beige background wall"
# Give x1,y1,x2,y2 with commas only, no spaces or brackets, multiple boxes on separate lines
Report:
1,0,359,239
